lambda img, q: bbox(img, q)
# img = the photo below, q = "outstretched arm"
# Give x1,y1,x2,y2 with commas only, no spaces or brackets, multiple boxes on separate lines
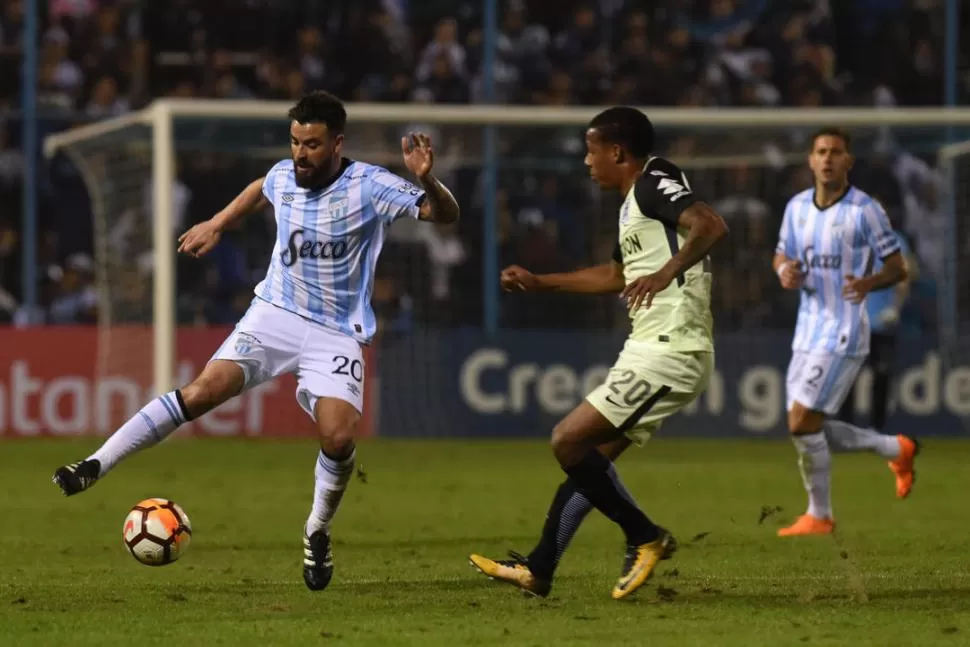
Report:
178,176,267,257
210,177,268,230
502,262,625,295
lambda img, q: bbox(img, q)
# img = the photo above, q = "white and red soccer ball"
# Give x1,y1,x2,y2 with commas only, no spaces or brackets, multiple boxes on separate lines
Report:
122,498,192,566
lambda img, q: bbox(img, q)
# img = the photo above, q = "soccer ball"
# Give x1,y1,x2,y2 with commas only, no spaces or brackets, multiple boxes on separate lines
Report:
122,498,192,566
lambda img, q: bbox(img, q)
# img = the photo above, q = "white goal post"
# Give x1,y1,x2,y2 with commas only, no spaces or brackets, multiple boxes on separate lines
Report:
43,100,970,396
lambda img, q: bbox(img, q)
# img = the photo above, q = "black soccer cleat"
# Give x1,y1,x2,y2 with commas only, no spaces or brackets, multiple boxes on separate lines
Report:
303,529,334,591
52,459,101,496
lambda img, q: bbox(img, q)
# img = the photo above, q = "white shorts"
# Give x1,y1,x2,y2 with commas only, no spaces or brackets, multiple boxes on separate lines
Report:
210,298,365,418
785,351,863,415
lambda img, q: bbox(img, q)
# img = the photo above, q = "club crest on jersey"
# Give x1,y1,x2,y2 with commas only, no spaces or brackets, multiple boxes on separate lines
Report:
233,332,260,355
328,197,349,217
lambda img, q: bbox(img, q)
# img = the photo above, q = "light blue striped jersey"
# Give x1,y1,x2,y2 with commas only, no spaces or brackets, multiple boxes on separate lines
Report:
776,186,901,357
254,158,425,344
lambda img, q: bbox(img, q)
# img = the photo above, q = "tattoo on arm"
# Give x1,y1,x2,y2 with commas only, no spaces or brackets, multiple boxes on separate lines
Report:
417,174,460,223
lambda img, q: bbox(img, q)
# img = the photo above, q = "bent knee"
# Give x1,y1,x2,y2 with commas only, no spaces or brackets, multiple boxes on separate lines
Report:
180,361,245,416
319,425,356,458
550,419,574,453
314,400,360,457
787,404,824,435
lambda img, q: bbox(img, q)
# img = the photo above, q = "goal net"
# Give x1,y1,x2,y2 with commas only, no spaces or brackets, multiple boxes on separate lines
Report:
937,139,970,426
43,102,970,438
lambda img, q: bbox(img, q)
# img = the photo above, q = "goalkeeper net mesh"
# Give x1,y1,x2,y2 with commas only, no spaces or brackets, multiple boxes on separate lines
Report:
55,123,156,432
50,112,966,436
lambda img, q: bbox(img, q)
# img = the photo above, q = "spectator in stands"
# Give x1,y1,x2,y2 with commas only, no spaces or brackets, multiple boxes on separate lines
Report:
85,74,128,117
0,0,959,332
415,17,466,86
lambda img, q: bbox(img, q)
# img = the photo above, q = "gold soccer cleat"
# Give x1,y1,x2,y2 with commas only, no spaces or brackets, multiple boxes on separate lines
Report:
611,530,675,600
468,551,552,598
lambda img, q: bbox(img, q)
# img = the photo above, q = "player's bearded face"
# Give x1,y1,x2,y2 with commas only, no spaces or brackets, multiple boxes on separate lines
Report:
809,135,852,188
290,122,342,188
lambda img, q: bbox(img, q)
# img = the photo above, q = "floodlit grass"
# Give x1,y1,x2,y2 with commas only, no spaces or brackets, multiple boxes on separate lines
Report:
1,437,968,646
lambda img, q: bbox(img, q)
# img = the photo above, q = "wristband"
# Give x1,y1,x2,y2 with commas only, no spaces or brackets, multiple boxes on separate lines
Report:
776,261,791,280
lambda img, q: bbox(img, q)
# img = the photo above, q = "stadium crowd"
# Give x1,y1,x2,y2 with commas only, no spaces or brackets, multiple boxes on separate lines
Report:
0,0,960,336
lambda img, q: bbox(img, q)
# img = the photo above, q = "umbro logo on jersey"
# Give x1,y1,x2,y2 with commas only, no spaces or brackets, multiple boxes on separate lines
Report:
282,193,294,203
657,178,690,202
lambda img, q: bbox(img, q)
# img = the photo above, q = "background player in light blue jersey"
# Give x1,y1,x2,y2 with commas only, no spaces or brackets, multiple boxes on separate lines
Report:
838,230,916,431
52,91,460,590
772,127,917,537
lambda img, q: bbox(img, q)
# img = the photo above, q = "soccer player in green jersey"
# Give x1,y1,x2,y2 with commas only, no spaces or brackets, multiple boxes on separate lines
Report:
469,107,728,600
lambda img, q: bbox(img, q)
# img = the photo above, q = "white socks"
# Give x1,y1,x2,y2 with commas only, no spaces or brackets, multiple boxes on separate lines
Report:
306,449,355,536
792,432,833,520
90,391,189,475
823,420,901,459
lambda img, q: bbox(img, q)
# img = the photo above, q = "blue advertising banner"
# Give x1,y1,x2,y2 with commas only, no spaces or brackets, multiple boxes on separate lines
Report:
376,331,970,438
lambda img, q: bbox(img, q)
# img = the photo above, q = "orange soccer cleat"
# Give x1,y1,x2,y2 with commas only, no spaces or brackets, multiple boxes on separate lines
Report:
777,514,835,537
889,435,920,499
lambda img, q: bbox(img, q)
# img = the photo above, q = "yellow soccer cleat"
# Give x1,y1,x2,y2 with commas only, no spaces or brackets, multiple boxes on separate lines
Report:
468,551,552,598
611,530,676,600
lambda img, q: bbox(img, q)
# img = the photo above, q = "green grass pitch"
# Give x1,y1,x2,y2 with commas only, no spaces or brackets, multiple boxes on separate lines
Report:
1,437,969,646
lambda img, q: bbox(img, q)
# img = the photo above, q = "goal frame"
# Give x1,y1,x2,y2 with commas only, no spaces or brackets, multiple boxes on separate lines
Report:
43,101,970,395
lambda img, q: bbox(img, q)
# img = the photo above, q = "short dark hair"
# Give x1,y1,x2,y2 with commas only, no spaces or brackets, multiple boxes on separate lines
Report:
810,126,851,152
588,107,654,158
288,91,347,134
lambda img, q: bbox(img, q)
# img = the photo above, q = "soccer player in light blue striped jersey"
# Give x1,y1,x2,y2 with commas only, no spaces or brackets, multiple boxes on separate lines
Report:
52,91,460,589
772,127,917,537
